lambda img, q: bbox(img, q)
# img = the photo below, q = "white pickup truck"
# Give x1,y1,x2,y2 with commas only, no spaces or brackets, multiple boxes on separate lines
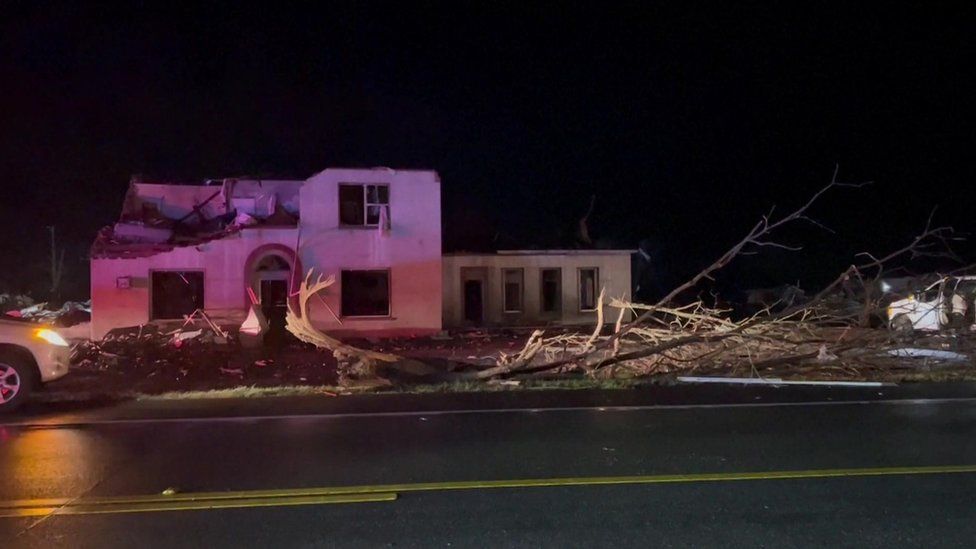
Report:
0,318,71,411
887,276,976,331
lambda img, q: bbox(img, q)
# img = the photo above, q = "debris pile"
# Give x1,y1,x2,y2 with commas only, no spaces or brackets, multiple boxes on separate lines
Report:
91,178,300,260
0,293,34,313
4,300,91,327
67,323,339,395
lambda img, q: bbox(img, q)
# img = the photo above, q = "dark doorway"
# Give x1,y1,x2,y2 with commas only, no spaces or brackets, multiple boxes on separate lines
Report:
261,279,289,350
463,279,484,324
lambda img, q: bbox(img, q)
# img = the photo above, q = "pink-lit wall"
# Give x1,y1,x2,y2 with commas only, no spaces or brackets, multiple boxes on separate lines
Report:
298,168,443,337
124,183,228,220
91,168,443,339
90,229,300,339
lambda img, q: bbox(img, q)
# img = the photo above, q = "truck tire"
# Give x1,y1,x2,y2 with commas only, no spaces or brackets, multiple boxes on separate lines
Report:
0,351,35,413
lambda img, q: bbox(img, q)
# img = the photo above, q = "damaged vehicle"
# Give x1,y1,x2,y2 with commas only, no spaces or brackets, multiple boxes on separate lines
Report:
887,276,976,331
0,318,71,411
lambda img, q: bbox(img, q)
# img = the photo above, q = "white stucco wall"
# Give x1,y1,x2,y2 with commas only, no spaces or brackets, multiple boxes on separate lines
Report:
229,179,303,214
298,168,443,336
93,168,443,339
90,228,300,339
442,251,634,328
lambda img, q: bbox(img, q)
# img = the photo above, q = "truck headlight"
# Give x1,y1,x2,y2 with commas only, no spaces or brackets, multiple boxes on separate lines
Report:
36,328,69,347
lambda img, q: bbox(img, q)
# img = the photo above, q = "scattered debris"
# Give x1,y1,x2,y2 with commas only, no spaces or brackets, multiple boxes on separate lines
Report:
4,300,91,326
0,293,34,312
487,379,521,387
677,376,892,387
239,303,268,348
817,344,838,362
233,211,258,227
887,348,968,362
172,329,203,347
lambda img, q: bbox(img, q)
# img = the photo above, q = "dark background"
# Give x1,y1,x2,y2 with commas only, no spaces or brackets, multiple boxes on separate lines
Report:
1,2,973,301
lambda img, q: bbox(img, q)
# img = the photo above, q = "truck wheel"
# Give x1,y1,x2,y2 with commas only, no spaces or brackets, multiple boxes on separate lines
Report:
890,314,913,332
0,352,34,413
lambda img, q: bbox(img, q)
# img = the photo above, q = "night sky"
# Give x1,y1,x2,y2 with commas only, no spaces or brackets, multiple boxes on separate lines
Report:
2,2,973,300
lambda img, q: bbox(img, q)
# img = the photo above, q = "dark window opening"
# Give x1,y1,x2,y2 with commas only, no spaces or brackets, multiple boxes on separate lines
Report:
503,269,523,313
151,271,204,320
579,268,599,311
339,184,390,226
339,185,365,225
342,270,390,316
541,268,561,313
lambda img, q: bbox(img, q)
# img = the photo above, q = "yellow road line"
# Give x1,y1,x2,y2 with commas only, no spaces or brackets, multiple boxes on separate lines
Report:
3,464,975,514
0,493,397,518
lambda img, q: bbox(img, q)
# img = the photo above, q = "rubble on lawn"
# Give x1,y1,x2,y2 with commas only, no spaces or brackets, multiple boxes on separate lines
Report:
67,322,340,396
60,320,542,398
4,299,91,326
0,293,35,312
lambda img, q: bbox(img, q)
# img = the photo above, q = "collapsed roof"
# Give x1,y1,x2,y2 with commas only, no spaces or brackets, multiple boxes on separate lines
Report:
92,178,302,259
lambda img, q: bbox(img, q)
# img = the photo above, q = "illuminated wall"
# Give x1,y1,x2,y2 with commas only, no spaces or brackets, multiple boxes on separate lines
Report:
442,251,634,328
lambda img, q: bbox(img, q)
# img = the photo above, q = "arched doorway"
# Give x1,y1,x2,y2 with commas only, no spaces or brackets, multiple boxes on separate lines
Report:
244,245,300,348
254,253,291,325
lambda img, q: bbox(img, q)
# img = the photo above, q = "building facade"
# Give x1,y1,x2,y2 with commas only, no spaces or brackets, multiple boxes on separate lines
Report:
90,168,442,339
442,251,634,328
90,167,634,339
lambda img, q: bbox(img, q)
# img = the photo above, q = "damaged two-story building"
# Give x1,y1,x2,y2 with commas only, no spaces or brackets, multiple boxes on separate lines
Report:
90,167,634,340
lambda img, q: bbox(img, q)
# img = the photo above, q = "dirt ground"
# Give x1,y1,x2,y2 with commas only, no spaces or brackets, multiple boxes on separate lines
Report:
43,325,976,401
53,326,537,399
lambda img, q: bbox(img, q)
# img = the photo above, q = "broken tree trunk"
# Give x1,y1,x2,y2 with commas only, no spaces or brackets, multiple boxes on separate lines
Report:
285,270,437,383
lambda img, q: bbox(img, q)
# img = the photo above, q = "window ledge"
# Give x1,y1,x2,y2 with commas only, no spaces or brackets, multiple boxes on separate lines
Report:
341,315,397,321
338,224,385,230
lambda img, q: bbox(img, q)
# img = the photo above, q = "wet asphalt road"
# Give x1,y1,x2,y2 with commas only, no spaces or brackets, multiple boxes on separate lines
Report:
2,385,976,547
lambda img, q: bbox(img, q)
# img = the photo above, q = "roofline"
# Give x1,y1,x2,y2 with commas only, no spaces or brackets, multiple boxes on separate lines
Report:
307,166,440,180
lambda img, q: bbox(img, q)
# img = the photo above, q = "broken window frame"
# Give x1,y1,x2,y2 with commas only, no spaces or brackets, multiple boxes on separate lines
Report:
338,183,390,227
540,268,562,314
578,267,599,312
340,269,392,317
502,268,524,313
149,270,205,320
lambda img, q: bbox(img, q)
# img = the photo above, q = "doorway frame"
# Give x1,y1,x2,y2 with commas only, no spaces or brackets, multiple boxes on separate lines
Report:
459,266,488,326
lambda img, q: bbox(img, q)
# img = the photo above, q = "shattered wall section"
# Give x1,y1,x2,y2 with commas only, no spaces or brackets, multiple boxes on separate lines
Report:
122,182,229,222
90,228,300,339
228,179,302,218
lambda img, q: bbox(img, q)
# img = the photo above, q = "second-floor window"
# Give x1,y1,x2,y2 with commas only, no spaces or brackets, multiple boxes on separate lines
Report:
339,184,390,226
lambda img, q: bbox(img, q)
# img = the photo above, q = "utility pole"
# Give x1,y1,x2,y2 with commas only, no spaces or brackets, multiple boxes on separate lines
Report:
47,225,65,301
